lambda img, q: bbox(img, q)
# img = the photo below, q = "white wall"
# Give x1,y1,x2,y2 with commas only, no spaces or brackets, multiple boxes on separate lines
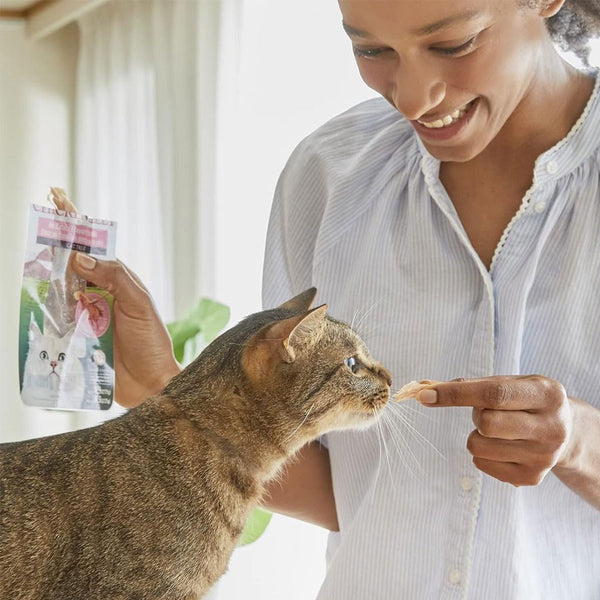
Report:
0,20,81,442
213,0,375,326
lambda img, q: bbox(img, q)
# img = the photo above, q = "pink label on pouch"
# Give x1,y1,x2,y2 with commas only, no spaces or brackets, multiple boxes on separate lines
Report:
37,217,109,254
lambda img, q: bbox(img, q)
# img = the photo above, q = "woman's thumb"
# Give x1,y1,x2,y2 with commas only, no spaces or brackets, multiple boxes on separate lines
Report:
73,252,97,272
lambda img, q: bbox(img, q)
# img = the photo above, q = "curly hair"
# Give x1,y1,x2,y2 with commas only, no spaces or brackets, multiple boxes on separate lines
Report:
521,1,600,63
546,0,600,63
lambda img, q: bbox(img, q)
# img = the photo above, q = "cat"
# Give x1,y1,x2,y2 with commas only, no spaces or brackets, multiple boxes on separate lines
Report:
21,316,88,409
1,288,391,600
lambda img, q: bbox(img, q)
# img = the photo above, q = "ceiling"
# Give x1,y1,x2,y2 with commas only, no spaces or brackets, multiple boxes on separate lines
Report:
0,0,47,16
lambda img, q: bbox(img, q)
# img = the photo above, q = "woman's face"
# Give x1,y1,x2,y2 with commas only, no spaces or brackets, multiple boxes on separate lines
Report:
338,0,558,162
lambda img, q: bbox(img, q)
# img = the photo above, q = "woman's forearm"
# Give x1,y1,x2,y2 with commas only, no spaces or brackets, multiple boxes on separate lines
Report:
261,441,339,531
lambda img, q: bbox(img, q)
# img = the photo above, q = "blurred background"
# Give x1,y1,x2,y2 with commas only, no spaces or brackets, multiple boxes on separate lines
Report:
0,1,598,598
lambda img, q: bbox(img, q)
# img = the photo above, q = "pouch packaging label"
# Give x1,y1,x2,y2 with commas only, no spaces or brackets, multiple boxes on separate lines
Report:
19,204,117,410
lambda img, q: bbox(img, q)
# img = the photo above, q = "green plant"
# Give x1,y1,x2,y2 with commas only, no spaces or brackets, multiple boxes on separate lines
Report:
166,298,272,547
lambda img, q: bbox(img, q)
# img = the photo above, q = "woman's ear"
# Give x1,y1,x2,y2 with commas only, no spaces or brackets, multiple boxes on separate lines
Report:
538,0,567,18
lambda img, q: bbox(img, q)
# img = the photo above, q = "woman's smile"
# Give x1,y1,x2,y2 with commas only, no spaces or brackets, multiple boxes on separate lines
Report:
412,98,479,141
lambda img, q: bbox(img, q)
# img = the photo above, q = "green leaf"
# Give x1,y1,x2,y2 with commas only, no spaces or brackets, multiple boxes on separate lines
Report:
238,508,272,547
166,298,230,364
166,320,200,363
188,298,230,343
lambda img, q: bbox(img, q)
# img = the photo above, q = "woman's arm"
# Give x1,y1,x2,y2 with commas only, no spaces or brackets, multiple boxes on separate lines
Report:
552,396,600,510
261,441,339,531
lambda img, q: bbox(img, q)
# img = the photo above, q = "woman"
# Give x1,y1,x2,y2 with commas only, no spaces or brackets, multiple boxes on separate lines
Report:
72,0,600,597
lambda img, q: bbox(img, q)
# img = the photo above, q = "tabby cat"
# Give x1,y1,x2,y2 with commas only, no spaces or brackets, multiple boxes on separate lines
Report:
0,288,391,600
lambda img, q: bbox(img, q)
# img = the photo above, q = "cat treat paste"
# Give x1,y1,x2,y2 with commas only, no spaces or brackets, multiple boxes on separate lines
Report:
19,204,117,410
393,379,440,402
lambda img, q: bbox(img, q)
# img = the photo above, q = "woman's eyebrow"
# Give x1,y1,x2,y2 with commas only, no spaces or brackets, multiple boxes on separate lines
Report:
342,10,480,39
411,11,480,36
342,21,373,38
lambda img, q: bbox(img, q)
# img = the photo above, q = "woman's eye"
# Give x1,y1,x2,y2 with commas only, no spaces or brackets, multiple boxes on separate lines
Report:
39,351,48,360
344,356,360,373
352,45,388,59
432,35,478,56
58,353,66,362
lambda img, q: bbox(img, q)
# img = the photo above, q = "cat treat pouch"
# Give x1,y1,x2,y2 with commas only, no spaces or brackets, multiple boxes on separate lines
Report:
19,204,117,410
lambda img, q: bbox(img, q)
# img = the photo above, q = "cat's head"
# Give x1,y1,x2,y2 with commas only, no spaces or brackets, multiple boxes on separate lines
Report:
26,317,86,379
166,289,391,450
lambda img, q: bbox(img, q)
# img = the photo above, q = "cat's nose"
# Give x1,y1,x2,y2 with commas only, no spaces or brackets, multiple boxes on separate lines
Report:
376,363,392,387
50,361,57,368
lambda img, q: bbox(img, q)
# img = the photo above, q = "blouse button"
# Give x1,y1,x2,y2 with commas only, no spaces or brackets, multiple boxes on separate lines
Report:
448,569,462,585
460,476,474,491
533,201,547,214
546,160,558,174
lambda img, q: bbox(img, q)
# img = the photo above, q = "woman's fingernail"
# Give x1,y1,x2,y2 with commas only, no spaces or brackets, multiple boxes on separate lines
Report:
419,389,438,404
75,253,97,270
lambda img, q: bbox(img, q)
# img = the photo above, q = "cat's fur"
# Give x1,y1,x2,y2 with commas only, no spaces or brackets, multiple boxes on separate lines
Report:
1,289,391,600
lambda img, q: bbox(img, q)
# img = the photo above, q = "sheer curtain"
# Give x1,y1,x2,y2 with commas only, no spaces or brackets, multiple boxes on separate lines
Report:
75,0,222,322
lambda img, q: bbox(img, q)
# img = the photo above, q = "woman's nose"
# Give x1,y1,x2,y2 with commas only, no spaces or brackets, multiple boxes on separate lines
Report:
391,60,446,121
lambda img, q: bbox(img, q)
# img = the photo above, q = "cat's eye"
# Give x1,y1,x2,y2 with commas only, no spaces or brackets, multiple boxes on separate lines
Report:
58,353,66,362
344,356,360,374
39,351,48,360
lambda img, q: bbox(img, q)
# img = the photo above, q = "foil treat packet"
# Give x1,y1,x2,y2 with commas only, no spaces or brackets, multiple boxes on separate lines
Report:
19,204,117,410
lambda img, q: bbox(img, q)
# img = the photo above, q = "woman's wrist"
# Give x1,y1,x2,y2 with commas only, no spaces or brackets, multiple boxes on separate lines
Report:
553,396,600,510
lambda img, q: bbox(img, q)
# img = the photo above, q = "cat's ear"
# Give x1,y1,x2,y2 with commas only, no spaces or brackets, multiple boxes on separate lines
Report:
29,316,42,341
277,287,318,312
280,304,328,362
242,305,328,381
65,328,87,358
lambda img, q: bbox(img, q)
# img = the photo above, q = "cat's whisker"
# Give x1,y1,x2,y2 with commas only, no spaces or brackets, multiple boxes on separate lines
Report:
390,399,436,423
384,403,446,461
352,320,390,342
378,409,426,481
371,417,387,495
283,403,315,443
376,414,398,495
353,299,384,335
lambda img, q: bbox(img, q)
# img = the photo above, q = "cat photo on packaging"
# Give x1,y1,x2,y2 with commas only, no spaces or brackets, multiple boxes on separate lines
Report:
0,288,392,600
21,314,88,409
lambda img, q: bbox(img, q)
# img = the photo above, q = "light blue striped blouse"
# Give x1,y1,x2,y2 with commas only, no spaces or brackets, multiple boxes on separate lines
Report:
263,71,600,599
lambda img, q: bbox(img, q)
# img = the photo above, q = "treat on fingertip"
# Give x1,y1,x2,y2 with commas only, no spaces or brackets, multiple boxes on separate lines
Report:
393,379,440,402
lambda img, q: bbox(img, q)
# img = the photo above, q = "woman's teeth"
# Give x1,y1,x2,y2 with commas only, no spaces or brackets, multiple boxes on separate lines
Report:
417,103,470,129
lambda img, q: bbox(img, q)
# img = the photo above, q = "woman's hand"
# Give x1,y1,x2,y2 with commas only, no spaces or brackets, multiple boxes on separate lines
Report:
50,187,180,408
417,375,600,509
71,254,181,408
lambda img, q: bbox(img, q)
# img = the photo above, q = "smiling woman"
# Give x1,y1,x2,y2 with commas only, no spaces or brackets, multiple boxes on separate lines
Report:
2,1,600,599
260,0,600,598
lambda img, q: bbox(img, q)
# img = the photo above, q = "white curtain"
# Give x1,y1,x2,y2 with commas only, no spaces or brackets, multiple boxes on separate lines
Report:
75,0,223,322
